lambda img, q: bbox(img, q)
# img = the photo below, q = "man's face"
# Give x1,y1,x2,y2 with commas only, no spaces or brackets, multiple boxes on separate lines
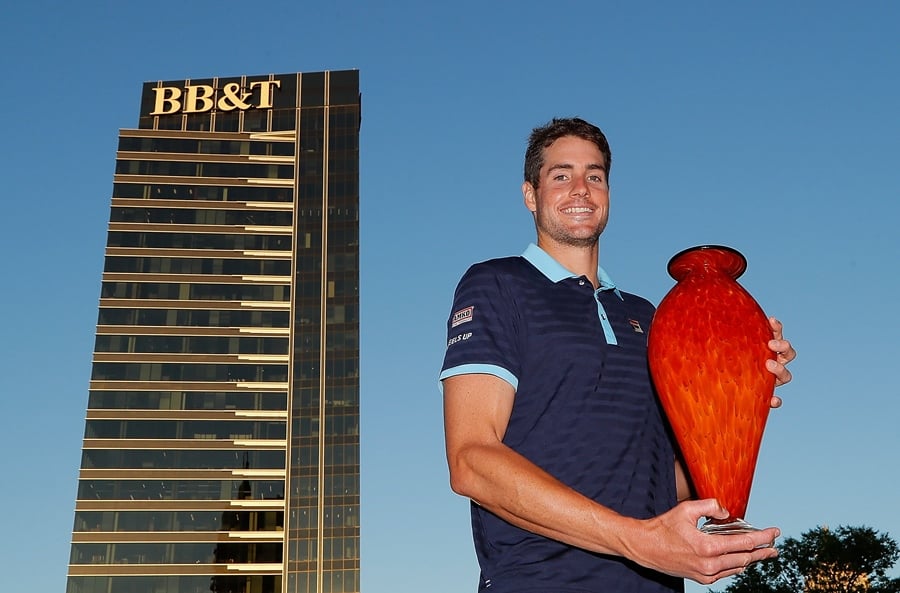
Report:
522,135,610,249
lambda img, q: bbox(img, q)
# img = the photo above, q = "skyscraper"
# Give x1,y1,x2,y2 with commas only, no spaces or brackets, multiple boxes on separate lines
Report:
66,70,361,593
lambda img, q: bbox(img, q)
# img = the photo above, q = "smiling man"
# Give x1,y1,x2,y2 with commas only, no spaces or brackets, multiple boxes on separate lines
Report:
439,117,796,593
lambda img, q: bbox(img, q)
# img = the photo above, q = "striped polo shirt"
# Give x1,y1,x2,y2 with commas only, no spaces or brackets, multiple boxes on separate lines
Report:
440,244,681,593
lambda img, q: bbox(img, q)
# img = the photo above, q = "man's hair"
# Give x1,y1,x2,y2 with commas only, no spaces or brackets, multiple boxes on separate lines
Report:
524,117,612,188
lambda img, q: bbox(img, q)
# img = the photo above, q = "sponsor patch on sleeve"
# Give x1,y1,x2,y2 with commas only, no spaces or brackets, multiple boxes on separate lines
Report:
451,306,474,328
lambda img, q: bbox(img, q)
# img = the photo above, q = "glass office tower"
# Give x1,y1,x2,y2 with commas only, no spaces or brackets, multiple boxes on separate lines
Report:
66,70,361,593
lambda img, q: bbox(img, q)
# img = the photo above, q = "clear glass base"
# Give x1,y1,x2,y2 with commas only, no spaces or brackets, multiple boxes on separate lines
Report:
700,518,775,548
700,518,758,535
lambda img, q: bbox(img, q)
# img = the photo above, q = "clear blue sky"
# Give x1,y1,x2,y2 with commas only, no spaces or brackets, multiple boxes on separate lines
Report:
2,1,898,591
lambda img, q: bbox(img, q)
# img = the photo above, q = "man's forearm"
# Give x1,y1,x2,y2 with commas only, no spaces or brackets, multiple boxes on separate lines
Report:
448,438,638,557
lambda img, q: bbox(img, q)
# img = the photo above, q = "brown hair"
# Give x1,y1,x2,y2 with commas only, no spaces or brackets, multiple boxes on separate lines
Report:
524,117,612,188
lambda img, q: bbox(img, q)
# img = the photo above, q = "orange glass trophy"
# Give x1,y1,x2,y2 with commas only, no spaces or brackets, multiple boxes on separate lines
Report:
648,245,775,534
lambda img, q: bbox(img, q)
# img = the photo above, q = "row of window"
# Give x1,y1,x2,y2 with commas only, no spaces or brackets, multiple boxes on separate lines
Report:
72,506,357,535
289,385,360,409
104,256,291,277
116,159,294,179
71,541,283,565
73,536,361,567
321,155,358,175
74,509,284,533
78,479,284,501
327,105,362,127
100,280,359,302
107,230,292,251
110,207,293,226
81,449,286,470
97,310,359,332
84,419,286,440
68,574,283,593
104,255,354,278
83,415,358,440
288,570,360,593
90,362,355,384
91,362,289,383
288,474,360,501
80,443,359,470
293,178,359,202
321,131,359,151
110,204,359,224
91,361,359,385
87,390,287,411
101,282,290,302
114,153,356,183
295,534,360,563
85,387,359,412
119,136,295,157
105,253,358,275
67,571,366,593
107,227,358,252
77,474,360,501
94,331,358,355
96,304,359,328
98,308,290,328
291,443,360,468
292,251,361,274
114,182,294,202
95,335,289,355
100,279,356,302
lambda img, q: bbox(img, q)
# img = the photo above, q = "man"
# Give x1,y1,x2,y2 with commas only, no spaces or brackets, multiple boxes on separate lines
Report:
440,117,796,592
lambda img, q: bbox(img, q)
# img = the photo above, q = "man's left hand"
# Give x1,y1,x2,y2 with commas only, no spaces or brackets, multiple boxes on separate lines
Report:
765,317,796,408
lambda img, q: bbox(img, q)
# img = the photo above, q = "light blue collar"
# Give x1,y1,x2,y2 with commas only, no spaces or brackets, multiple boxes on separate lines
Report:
522,243,623,299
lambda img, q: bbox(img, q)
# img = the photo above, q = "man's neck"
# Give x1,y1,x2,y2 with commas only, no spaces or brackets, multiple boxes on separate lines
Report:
537,239,601,287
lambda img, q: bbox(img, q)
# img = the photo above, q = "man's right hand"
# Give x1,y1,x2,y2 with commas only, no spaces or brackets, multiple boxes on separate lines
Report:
623,498,779,585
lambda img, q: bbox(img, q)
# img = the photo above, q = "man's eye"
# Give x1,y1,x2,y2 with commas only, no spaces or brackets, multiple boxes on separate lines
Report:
588,175,604,183
553,174,568,181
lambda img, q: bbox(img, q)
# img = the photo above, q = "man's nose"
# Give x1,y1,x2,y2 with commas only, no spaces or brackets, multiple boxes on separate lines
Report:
570,176,589,197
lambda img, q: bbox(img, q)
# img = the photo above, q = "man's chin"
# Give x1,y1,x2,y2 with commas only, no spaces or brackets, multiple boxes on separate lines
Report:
561,229,604,248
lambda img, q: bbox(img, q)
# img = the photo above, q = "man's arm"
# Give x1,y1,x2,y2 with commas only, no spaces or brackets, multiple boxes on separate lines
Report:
443,372,780,585
443,372,628,547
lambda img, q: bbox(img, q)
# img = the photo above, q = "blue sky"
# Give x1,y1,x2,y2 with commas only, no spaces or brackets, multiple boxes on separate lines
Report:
2,1,898,591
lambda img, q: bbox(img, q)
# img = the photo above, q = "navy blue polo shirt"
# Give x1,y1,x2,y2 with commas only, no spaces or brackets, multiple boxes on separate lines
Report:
440,244,681,593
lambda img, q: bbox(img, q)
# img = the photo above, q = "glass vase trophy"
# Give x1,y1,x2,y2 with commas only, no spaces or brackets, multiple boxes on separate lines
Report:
648,245,775,535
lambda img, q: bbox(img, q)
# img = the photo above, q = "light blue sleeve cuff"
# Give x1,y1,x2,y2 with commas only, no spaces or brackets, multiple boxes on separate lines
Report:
438,363,519,393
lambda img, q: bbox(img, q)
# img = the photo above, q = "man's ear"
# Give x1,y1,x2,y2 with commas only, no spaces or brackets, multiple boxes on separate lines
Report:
522,181,537,213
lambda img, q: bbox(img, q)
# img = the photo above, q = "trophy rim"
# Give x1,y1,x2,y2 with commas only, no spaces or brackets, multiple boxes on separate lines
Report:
666,244,747,280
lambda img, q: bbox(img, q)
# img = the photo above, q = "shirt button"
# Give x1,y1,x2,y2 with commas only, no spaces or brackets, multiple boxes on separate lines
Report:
578,279,585,286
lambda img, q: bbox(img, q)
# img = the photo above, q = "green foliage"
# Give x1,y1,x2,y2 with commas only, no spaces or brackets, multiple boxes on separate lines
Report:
716,525,900,593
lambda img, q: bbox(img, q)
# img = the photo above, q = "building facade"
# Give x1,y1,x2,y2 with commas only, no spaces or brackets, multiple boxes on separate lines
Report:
66,70,361,593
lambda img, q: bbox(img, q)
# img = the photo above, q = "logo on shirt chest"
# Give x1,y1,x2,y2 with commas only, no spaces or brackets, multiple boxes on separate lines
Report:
628,319,644,333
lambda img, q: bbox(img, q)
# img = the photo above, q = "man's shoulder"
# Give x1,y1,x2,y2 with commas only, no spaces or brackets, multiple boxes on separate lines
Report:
469,254,528,272
618,289,656,312
460,255,535,281
450,256,542,308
